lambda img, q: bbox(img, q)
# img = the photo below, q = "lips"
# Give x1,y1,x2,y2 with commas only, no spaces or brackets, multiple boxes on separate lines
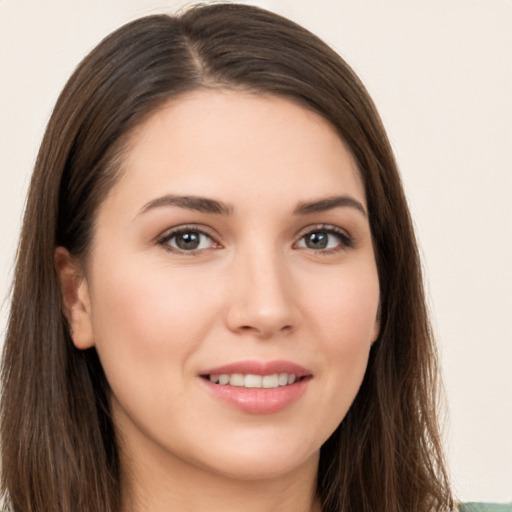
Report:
199,360,312,414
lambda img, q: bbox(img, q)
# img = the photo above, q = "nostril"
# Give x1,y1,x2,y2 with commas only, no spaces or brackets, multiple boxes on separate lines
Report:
234,323,293,337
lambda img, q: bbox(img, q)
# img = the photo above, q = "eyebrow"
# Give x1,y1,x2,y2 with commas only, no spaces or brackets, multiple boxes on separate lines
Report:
138,195,233,217
293,195,367,217
137,193,367,218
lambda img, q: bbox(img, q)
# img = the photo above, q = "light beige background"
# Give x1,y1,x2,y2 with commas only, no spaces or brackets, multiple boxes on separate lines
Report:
1,0,511,502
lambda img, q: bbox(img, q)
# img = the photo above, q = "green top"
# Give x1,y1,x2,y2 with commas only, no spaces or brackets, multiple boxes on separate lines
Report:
459,504,512,512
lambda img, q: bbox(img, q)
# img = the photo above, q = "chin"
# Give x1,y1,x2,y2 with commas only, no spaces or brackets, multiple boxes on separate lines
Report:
190,437,320,482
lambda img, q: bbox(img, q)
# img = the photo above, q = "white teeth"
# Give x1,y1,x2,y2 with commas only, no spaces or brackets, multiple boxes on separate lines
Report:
245,374,262,388
208,373,300,388
230,374,244,387
278,373,288,386
262,374,279,388
218,374,230,385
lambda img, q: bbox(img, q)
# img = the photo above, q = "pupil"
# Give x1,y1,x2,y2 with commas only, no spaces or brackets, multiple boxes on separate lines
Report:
177,232,200,250
306,231,328,249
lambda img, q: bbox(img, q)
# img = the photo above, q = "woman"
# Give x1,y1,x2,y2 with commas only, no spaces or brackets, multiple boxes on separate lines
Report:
0,3,463,511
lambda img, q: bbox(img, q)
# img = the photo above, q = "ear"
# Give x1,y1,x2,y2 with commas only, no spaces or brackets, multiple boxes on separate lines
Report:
371,304,381,345
54,247,95,350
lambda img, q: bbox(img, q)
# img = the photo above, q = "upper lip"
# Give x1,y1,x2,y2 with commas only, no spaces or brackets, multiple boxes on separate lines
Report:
200,359,312,377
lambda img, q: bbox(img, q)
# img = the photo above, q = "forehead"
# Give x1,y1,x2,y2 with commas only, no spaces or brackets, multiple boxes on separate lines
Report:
105,90,365,214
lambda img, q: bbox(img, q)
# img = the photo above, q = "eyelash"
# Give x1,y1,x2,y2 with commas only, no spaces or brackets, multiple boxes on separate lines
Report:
156,224,220,255
294,224,354,255
156,224,354,255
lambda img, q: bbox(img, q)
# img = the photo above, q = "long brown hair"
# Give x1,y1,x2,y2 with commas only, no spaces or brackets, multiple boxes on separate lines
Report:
1,4,452,511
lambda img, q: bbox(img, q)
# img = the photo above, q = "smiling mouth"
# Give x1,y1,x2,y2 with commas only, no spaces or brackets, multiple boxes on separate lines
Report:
203,373,306,389
200,363,312,413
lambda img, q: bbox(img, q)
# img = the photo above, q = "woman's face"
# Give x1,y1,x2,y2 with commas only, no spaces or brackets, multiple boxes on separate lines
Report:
66,90,380,483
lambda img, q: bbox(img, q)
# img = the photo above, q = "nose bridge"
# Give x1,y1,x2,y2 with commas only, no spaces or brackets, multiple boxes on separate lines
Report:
226,242,296,336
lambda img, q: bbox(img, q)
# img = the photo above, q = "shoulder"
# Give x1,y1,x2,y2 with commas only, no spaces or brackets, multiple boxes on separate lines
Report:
458,504,512,512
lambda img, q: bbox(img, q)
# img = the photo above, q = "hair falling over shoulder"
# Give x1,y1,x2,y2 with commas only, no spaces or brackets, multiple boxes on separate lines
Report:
1,4,453,511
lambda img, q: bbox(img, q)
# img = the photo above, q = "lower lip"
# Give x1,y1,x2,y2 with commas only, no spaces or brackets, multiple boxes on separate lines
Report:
201,377,311,414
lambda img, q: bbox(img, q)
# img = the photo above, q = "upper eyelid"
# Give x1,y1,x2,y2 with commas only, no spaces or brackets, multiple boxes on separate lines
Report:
294,223,351,239
157,224,219,242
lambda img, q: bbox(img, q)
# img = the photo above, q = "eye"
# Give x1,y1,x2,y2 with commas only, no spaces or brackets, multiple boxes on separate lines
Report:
157,226,219,253
295,226,353,252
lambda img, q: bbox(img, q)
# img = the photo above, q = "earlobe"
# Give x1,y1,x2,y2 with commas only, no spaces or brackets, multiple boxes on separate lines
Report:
371,323,380,345
54,247,95,350
372,305,381,345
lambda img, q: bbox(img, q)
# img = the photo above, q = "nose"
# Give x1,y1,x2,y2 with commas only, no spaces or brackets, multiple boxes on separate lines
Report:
225,249,298,338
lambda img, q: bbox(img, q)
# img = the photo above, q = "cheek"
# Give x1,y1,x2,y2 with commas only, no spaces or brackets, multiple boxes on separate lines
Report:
302,263,379,343
86,255,221,397
92,252,217,332
299,264,379,415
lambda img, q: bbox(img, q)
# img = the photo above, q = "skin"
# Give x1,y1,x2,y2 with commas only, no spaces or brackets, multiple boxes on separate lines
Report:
56,90,380,512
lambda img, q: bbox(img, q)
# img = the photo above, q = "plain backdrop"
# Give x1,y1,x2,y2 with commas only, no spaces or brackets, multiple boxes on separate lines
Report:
0,0,511,503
